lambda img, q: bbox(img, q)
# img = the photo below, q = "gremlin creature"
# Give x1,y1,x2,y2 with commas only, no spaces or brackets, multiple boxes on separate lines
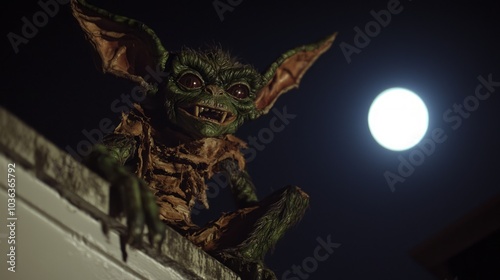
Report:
71,0,335,279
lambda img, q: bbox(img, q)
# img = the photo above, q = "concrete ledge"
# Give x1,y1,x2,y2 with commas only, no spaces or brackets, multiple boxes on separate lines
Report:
0,106,240,280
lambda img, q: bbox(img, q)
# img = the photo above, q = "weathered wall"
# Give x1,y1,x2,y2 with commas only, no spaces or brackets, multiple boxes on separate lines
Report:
0,106,239,280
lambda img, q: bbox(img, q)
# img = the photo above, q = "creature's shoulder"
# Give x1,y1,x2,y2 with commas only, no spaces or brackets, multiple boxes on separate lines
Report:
114,104,150,138
221,134,247,170
113,104,248,170
223,134,248,151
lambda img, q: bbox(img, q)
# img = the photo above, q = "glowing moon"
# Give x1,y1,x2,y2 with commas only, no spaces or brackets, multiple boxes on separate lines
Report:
368,88,429,151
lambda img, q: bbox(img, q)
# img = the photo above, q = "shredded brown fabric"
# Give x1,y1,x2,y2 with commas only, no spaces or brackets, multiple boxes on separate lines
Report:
114,104,247,230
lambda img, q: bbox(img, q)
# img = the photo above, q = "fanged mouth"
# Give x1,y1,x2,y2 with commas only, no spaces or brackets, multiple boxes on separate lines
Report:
181,105,235,124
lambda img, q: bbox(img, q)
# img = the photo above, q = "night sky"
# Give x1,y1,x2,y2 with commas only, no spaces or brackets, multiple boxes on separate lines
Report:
1,0,500,279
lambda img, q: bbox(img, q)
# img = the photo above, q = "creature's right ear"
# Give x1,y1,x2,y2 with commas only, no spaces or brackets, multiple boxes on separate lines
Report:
71,0,169,94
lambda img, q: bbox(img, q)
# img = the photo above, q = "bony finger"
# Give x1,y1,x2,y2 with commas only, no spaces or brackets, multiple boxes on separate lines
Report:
149,228,165,252
140,186,166,249
120,175,145,245
148,220,166,250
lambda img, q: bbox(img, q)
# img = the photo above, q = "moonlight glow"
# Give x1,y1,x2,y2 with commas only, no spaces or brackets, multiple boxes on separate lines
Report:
368,88,429,151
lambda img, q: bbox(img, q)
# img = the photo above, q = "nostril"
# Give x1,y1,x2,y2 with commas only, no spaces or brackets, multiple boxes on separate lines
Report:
206,85,224,95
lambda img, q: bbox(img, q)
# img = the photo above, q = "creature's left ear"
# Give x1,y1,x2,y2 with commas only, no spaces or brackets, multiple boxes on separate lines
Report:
71,0,169,94
254,33,337,116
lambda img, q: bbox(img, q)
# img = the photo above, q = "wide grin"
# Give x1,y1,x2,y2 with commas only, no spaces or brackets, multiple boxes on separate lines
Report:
181,104,235,125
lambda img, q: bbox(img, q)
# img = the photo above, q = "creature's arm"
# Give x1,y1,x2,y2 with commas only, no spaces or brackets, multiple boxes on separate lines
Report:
219,159,258,209
84,134,165,247
72,0,167,250
85,134,137,177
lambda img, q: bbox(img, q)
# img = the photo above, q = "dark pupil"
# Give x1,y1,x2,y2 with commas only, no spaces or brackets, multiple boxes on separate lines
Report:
179,73,201,88
229,84,249,99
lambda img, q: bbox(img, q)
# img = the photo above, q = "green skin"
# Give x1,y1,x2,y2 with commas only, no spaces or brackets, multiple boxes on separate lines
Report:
165,48,264,138
72,1,335,279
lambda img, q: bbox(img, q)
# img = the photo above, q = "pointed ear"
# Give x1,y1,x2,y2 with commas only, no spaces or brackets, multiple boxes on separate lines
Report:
254,33,337,115
71,0,169,93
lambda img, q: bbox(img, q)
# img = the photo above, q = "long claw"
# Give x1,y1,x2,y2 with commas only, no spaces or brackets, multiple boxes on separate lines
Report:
119,175,145,246
85,142,166,255
140,185,166,250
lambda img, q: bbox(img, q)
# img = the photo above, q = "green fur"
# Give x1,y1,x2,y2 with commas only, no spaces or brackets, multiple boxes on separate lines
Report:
162,48,263,138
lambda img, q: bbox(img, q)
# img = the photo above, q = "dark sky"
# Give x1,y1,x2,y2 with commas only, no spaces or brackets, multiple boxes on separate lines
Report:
1,0,500,279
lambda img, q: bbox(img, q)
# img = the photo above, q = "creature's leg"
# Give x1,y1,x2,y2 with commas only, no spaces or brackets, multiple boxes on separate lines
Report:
189,185,309,279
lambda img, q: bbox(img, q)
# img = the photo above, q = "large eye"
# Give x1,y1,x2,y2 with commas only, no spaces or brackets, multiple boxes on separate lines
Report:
227,83,250,99
177,73,203,89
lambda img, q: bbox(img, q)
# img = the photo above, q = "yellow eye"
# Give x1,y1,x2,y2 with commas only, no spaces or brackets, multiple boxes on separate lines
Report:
177,73,203,89
227,84,250,99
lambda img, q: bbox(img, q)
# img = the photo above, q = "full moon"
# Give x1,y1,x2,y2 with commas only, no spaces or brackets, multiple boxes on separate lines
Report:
368,88,429,151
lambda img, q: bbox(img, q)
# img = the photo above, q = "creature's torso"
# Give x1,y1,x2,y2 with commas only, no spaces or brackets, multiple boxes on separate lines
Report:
114,104,247,230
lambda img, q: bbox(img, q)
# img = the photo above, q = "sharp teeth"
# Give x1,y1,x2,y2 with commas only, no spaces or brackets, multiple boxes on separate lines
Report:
220,112,228,123
192,104,231,124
